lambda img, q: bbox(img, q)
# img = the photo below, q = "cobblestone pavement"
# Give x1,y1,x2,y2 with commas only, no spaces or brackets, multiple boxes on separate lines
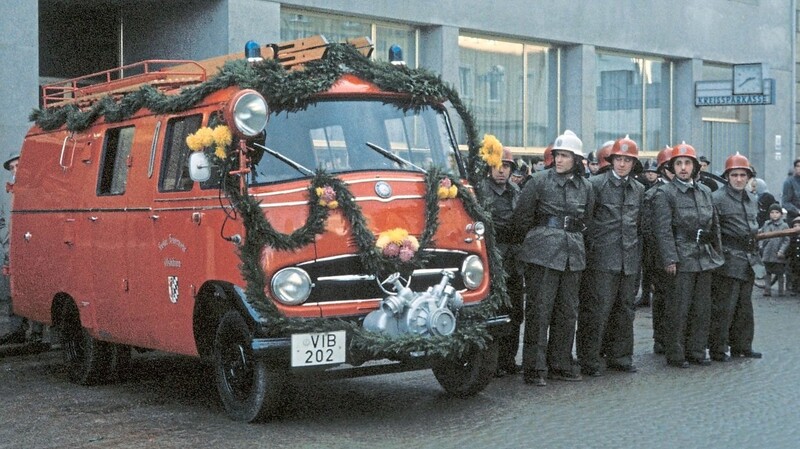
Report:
0,289,799,449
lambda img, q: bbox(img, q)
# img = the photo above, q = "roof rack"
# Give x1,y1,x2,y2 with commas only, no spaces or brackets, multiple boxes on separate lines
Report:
41,35,374,110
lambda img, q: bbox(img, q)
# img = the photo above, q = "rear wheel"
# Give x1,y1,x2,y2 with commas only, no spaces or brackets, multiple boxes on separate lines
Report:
213,311,285,422
58,301,111,385
432,339,498,398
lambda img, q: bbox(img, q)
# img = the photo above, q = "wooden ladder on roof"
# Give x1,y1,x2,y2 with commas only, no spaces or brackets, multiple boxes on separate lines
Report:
41,35,374,109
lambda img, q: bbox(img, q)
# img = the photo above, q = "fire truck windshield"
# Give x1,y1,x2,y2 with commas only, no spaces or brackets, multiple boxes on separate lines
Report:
248,100,461,184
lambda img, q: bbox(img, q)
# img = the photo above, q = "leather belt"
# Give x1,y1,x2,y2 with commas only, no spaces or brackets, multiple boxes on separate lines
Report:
678,228,715,245
538,215,586,233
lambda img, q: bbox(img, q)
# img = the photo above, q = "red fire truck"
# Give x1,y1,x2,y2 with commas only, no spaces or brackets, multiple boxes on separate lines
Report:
11,36,507,421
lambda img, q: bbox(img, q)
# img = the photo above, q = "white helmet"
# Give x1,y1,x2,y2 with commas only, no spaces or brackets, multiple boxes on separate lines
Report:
552,130,584,157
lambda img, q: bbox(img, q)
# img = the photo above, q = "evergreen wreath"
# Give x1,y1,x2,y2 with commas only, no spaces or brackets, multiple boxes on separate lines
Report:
31,41,507,359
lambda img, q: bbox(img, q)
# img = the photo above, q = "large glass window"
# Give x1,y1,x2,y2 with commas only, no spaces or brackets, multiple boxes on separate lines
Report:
458,35,554,154
281,9,417,67
160,114,202,192
700,63,751,168
595,52,671,153
249,101,458,184
98,126,135,196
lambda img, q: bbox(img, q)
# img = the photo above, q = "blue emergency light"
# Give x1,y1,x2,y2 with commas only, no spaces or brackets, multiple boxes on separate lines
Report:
245,40,263,62
389,44,405,66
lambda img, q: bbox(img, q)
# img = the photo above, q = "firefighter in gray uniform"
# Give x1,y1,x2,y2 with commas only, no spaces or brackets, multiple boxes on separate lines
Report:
653,142,724,368
709,153,763,361
643,146,675,355
480,147,523,376
577,135,644,376
512,130,595,386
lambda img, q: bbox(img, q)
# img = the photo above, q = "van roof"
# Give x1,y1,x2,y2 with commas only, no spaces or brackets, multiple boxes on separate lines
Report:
41,35,373,110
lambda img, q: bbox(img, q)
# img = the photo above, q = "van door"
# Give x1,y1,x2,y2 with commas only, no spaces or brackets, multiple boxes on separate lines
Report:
123,114,204,355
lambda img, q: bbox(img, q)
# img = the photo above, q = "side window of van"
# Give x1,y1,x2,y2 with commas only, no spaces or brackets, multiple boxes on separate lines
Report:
160,114,203,192
98,126,135,196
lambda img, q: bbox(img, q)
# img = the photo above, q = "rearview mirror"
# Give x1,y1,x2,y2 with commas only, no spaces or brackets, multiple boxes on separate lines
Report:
188,152,211,182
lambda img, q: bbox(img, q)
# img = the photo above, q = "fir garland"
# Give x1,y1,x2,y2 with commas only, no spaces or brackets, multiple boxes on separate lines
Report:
31,41,506,359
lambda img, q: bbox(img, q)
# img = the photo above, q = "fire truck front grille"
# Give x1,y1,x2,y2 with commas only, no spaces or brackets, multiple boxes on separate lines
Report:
296,250,469,304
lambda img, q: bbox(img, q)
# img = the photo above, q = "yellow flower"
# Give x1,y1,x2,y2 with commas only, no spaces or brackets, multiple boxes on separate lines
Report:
196,127,215,148
186,133,204,151
437,186,450,199
315,187,324,197
212,125,232,147
326,200,339,209
376,234,391,249
385,228,409,245
405,235,419,250
214,146,227,159
448,185,458,198
479,133,503,169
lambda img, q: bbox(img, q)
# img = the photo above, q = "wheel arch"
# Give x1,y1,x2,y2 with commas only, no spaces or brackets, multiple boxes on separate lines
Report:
193,280,265,362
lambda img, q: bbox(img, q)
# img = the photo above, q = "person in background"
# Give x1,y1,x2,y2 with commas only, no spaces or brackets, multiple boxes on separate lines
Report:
783,216,800,295
697,155,720,192
532,156,545,173
653,142,724,368
709,153,764,363
513,130,595,386
758,203,789,297
749,177,776,228
585,151,600,177
781,158,800,224
577,135,644,376
480,147,524,377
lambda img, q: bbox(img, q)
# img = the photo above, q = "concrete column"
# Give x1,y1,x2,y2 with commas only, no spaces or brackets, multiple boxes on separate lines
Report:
672,58,704,147
419,25,459,87
560,44,596,152
0,1,38,162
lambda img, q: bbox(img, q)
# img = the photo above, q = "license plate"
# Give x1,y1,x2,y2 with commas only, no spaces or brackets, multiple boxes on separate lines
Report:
291,330,346,367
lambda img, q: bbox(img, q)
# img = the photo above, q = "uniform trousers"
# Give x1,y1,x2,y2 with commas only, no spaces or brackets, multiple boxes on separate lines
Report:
666,270,712,363
576,269,637,370
497,246,525,369
522,264,581,373
710,273,754,357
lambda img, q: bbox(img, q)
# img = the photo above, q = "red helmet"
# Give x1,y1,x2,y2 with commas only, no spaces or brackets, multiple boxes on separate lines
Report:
596,141,615,173
723,152,753,178
667,141,700,175
607,135,639,162
501,147,517,170
656,145,672,171
543,144,554,168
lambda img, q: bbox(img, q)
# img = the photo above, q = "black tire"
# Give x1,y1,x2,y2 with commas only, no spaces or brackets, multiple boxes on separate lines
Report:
109,344,132,382
213,311,284,422
58,301,111,385
432,339,498,398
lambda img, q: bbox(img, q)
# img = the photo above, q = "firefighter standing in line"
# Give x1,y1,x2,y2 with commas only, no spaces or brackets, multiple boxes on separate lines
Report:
643,147,675,354
512,130,595,386
709,153,764,362
577,135,644,376
480,147,524,377
653,142,724,368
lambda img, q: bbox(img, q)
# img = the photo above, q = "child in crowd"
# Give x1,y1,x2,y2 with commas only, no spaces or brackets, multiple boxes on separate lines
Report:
783,216,800,295
759,204,789,296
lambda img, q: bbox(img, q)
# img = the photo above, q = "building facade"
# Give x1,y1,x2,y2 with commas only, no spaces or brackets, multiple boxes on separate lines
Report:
0,0,796,194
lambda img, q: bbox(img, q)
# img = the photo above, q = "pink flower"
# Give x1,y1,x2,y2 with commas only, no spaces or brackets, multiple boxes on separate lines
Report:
383,242,401,257
399,247,415,262
439,178,452,189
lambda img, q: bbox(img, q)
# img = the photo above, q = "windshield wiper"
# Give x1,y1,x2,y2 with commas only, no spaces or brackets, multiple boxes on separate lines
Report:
365,142,426,173
251,142,314,176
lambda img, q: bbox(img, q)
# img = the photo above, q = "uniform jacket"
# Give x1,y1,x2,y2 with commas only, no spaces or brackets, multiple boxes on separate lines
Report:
479,177,520,253
652,179,724,272
758,219,789,264
512,168,595,271
586,171,645,275
712,184,763,281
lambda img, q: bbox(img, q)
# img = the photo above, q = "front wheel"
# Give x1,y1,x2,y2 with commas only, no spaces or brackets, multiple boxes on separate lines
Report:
58,301,111,385
432,339,498,398
213,311,285,422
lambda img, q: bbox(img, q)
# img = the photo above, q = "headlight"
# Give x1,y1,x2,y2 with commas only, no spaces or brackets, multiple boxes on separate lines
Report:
461,255,484,290
473,221,485,236
270,267,313,305
225,89,268,137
